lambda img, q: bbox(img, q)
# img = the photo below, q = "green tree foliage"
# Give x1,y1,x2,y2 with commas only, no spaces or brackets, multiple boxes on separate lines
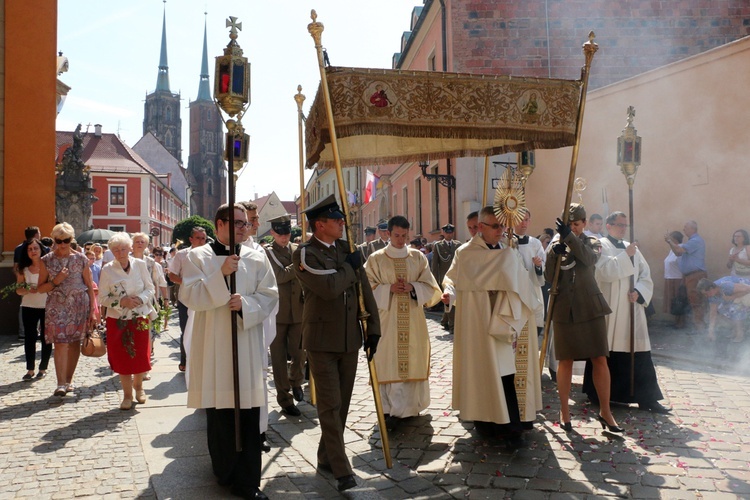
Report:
172,216,216,248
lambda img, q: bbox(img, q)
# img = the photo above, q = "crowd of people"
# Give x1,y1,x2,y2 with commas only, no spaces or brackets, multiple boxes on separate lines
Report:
9,199,748,499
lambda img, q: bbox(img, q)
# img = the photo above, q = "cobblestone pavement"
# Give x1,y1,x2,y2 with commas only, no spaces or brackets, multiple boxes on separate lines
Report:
1,312,749,499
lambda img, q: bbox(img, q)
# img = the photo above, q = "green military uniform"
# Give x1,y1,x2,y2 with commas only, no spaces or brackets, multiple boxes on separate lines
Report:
431,224,462,329
292,196,380,485
265,214,306,413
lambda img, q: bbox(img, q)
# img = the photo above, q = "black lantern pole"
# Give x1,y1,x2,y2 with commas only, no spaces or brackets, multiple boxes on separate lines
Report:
616,106,642,396
213,15,251,452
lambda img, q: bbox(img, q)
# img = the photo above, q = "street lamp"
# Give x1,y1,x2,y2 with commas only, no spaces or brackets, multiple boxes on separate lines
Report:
615,105,641,396
213,15,251,452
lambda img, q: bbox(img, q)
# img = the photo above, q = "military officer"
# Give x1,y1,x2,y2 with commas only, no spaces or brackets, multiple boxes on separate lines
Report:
292,195,381,492
265,214,306,417
431,223,462,331
358,226,377,260
366,220,389,256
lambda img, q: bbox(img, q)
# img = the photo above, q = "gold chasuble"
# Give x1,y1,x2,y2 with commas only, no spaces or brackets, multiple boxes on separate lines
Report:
365,245,441,384
442,235,543,425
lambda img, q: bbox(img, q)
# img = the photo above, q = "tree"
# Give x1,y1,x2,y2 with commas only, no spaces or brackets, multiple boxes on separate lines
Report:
172,215,216,247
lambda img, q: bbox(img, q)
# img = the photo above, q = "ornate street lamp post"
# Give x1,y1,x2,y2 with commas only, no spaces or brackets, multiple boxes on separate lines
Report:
213,16,251,451
616,105,641,396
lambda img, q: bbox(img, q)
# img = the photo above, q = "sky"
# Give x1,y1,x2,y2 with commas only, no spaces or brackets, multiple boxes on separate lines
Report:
56,1,421,202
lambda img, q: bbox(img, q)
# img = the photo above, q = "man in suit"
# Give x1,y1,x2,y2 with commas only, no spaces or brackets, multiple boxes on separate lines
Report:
358,226,377,260
292,195,381,492
265,214,306,417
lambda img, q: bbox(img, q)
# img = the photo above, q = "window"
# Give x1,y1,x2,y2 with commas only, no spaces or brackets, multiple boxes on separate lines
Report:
414,178,422,235
166,106,172,121
109,225,125,232
393,192,398,217
110,186,125,206
165,129,173,148
402,186,408,219
207,179,214,196
429,53,437,71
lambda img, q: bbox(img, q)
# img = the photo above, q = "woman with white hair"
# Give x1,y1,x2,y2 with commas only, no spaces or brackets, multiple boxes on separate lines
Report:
98,232,156,410
37,222,99,397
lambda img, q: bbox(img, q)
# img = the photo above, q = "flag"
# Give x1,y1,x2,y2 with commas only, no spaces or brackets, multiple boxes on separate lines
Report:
364,170,379,204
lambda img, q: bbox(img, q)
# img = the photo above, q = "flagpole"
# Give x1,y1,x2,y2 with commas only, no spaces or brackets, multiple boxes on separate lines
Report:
539,32,599,375
294,85,316,407
308,10,392,469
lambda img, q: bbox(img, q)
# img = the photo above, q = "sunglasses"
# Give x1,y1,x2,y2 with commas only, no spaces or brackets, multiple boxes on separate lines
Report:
479,222,503,230
54,238,72,245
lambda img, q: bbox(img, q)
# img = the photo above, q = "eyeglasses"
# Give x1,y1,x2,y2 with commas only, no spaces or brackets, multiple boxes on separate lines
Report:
611,223,630,228
479,222,503,230
54,238,72,245
221,219,251,229
248,217,260,223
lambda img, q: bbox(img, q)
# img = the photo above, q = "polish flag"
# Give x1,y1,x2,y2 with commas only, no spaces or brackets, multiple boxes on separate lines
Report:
364,170,379,204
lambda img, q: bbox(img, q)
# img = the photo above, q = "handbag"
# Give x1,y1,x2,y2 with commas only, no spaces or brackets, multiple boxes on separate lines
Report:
81,327,107,357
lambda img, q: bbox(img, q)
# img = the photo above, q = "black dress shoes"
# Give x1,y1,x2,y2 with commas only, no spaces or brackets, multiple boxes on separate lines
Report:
282,404,301,417
639,401,672,414
385,415,401,432
337,474,357,492
292,386,304,402
230,485,268,499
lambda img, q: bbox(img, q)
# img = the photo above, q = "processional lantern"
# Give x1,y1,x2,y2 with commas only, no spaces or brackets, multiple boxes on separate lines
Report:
215,16,251,174
616,106,642,187
517,150,536,181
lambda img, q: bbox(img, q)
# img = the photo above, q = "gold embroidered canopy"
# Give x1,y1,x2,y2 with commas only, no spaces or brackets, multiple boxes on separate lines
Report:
305,66,584,169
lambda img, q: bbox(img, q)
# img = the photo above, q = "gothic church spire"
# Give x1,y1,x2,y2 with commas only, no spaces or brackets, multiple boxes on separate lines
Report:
196,12,212,101
155,1,170,92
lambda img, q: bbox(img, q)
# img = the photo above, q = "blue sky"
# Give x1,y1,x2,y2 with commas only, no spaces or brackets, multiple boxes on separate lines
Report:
57,1,420,201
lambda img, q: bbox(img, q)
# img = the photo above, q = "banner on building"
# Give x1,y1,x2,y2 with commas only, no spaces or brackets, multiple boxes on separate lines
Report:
305,66,583,169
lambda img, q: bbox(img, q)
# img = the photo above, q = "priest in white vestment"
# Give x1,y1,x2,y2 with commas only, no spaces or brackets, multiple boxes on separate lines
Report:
441,206,543,444
364,216,442,431
582,211,670,414
179,203,278,498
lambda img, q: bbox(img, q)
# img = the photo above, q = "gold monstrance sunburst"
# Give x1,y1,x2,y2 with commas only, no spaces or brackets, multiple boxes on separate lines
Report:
493,167,527,229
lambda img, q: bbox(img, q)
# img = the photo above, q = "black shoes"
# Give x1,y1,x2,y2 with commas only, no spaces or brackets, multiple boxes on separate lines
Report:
639,401,672,414
317,462,333,473
292,386,304,402
336,474,357,492
597,414,624,433
282,404,301,417
230,485,268,499
385,415,401,432
561,421,573,432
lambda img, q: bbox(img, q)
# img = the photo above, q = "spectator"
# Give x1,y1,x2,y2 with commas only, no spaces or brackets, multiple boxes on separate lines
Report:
92,244,104,267
697,277,750,343
466,211,479,240
663,231,686,328
98,233,156,410
86,250,101,286
584,213,604,238
13,226,45,340
37,223,99,397
727,229,750,277
665,221,706,330
16,239,51,381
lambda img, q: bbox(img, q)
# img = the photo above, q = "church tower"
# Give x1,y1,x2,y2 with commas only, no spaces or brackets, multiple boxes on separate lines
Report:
186,15,225,218
143,3,182,162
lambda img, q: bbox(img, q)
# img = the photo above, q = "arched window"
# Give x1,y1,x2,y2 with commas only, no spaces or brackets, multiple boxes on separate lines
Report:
165,129,173,147
207,179,214,196
206,160,214,177
166,106,172,121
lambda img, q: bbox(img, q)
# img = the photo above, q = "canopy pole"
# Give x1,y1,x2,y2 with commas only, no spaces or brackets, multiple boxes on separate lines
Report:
539,32,599,375
308,10,392,469
482,156,490,207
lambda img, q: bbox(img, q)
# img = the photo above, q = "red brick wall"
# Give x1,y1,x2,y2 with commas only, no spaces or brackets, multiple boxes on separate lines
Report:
448,0,750,88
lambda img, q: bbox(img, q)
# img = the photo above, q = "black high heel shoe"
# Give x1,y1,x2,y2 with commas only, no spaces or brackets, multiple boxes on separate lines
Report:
597,414,624,433
561,421,573,432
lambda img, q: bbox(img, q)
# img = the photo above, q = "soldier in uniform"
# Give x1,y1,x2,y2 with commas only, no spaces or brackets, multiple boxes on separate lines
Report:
265,214,306,417
366,220,389,256
292,195,381,492
431,223,462,331
358,226,377,260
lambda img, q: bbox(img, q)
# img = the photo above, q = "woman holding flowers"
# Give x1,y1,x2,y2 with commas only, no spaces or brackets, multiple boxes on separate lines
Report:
98,232,156,410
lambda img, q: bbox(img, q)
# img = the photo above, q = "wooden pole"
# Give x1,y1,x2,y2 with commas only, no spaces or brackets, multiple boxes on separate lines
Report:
225,128,242,451
539,32,599,375
628,185,635,396
308,10,392,468
294,86,316,406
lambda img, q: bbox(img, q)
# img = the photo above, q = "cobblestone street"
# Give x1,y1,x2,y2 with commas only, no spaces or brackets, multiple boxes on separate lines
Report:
1,312,749,499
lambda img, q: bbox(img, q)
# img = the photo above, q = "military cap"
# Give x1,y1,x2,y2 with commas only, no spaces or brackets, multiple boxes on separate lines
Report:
364,226,377,235
564,203,587,222
268,213,292,235
441,223,455,233
302,194,345,223
377,220,388,231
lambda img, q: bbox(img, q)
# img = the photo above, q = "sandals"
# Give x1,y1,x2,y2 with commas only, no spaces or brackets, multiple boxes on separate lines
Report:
120,398,133,410
65,383,76,393
53,386,66,397
135,390,146,404
22,372,34,381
